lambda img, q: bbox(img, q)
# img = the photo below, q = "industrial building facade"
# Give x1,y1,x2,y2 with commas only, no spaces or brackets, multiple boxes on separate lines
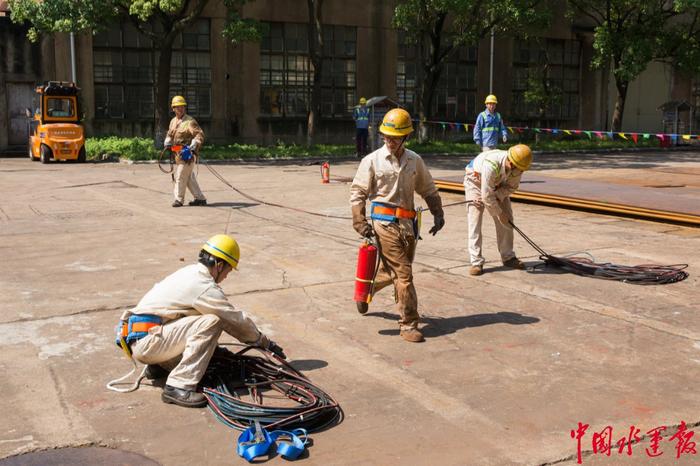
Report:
1,0,698,152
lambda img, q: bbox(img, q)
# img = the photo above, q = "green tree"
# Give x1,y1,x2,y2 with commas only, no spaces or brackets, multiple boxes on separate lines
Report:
569,0,700,131
522,45,562,139
393,0,551,141
8,0,260,144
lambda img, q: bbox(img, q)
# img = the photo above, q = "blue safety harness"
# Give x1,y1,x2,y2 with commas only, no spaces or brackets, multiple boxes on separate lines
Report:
237,421,308,462
114,314,162,348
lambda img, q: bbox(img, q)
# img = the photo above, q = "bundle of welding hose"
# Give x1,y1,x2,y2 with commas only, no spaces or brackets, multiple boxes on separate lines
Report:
510,222,689,285
200,345,343,433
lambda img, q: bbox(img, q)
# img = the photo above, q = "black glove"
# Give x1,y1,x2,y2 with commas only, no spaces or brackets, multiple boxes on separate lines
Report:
268,341,287,359
359,223,374,239
428,216,445,236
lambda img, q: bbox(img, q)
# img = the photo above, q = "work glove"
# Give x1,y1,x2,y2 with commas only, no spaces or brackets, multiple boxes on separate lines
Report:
428,215,445,236
267,341,287,359
352,204,373,238
470,198,484,208
189,140,199,152
502,134,507,143
164,137,172,149
497,211,511,226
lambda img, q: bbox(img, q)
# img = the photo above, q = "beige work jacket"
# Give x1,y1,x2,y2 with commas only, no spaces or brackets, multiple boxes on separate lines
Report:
120,263,263,345
463,149,522,217
165,114,204,151
350,145,438,230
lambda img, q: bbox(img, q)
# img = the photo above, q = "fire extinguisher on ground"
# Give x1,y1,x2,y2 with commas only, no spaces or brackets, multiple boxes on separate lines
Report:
354,239,378,304
321,161,330,184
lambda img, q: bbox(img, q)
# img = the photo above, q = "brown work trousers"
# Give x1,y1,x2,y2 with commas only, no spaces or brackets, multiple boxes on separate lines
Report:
372,221,419,330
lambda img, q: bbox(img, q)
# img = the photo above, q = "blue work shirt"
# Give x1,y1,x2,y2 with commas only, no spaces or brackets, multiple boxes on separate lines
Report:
353,106,370,129
473,109,507,147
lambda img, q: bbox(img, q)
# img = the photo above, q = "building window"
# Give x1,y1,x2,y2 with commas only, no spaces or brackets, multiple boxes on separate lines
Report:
93,20,211,119
511,39,580,123
396,32,477,121
260,22,356,117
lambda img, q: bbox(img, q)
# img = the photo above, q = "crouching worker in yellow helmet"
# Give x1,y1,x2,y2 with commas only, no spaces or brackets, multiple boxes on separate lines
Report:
350,108,445,343
463,144,533,276
117,234,285,408
165,95,207,208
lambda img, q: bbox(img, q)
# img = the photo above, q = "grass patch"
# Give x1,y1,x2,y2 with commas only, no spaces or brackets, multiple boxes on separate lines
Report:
85,136,662,161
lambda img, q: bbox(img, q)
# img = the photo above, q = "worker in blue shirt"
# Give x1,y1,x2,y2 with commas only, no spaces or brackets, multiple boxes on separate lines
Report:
473,94,508,151
353,97,370,157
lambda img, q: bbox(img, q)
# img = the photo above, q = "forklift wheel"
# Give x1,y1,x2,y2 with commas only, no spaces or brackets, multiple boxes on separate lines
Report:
40,145,52,164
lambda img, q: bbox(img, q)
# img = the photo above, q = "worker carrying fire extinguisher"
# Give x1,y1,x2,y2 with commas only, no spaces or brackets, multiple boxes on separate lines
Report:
463,144,533,276
164,95,207,208
350,108,445,343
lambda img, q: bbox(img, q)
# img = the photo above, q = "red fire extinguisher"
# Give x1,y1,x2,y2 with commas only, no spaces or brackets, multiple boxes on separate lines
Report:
321,161,330,184
354,240,378,304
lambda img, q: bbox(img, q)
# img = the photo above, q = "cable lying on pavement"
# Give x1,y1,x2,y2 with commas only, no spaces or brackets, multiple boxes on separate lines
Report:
201,345,343,433
510,221,689,285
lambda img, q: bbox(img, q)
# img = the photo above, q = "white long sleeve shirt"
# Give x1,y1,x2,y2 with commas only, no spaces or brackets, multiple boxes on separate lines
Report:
463,149,522,217
120,263,263,344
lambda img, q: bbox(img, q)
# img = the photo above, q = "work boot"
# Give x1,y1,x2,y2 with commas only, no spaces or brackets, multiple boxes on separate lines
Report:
161,385,207,408
356,301,368,315
400,328,424,343
144,364,170,380
503,257,525,269
172,200,183,208
469,264,483,276
188,199,207,206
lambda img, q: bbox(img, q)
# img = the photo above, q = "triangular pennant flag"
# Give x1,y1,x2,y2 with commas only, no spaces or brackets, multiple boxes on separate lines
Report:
574,130,582,134
534,128,541,133
543,128,552,133
643,133,650,139
682,135,691,140
584,131,592,139
655,134,664,141
618,133,628,140
441,123,446,130
631,133,638,144
564,130,572,135
552,129,559,134
463,123,469,132
607,132,614,139
516,127,523,133
595,131,604,139
508,126,514,133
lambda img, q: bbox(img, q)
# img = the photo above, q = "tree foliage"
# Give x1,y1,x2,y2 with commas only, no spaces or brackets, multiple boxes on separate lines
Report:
9,0,261,142
569,0,700,131
393,0,551,141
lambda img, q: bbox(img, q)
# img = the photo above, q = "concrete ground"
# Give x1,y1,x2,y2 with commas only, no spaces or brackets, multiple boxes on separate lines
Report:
0,149,698,466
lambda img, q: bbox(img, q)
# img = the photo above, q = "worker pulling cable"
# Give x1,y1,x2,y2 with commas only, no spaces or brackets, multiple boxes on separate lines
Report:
510,221,689,284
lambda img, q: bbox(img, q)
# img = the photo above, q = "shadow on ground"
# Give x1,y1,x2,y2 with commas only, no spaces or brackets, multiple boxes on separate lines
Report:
371,311,540,338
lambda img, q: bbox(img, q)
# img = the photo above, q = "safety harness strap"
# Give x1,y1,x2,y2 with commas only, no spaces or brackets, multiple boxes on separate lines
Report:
115,314,162,347
236,423,308,462
370,202,416,222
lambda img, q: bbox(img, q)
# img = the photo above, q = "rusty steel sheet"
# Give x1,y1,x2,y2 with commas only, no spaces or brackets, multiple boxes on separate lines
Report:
434,173,700,226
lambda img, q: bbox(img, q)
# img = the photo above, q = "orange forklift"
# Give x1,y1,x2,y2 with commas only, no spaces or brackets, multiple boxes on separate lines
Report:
27,81,86,163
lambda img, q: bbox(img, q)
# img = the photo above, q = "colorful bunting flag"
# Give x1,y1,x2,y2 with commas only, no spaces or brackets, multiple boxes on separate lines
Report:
682,135,691,140
564,130,572,135
618,133,628,140
631,133,638,144
584,131,592,139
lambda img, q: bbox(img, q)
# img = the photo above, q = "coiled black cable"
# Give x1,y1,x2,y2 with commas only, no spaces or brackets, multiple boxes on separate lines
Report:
511,221,689,285
201,345,343,433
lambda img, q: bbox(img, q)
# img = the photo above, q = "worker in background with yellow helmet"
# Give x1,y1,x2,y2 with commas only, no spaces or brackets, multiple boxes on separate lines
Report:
473,94,508,152
463,144,533,276
165,95,207,208
116,234,285,408
353,96,370,157
350,108,445,343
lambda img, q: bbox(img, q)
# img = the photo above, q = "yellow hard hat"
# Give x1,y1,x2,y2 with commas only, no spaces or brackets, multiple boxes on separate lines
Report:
171,95,187,107
201,234,240,269
359,97,367,105
380,108,414,137
507,144,532,171
484,94,498,104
